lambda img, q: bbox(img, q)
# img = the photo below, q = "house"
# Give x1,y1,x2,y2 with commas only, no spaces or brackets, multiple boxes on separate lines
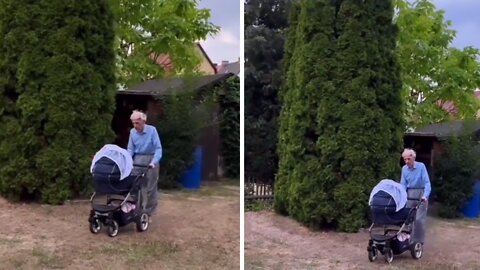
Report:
112,73,235,181
194,44,217,75
406,91,480,173
114,42,227,180
215,58,240,76
438,90,480,117
151,43,217,76
404,120,480,175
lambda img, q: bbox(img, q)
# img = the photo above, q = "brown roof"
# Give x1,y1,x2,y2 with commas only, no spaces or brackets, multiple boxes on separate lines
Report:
117,73,234,96
405,120,480,139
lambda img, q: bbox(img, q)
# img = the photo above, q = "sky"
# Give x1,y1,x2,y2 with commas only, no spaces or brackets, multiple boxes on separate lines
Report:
192,1,479,65
197,1,240,64
434,0,480,50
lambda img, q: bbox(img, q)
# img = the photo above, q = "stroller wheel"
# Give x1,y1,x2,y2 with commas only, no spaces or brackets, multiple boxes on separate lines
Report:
384,248,393,263
368,246,378,262
89,218,102,234
136,213,149,232
410,242,423,259
107,220,119,237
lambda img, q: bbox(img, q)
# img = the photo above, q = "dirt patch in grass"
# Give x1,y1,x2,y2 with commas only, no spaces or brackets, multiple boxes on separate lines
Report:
245,211,480,270
0,182,240,270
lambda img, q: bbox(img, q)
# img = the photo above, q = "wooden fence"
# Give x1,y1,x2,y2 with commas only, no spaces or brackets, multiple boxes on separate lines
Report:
244,178,274,203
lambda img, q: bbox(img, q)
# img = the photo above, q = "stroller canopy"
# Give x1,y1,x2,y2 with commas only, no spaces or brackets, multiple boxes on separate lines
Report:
368,179,407,212
90,144,133,180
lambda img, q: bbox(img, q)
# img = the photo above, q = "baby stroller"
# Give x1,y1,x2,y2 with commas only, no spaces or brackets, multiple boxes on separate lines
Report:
367,179,424,264
88,144,151,237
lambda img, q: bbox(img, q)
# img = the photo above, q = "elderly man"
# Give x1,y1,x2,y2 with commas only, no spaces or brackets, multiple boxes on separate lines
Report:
127,110,162,218
400,148,431,245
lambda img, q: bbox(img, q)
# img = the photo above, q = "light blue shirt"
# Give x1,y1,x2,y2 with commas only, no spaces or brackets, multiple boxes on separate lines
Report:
127,124,162,165
400,161,431,199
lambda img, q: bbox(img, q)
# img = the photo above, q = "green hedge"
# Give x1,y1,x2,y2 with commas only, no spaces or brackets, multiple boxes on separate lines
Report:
0,0,116,204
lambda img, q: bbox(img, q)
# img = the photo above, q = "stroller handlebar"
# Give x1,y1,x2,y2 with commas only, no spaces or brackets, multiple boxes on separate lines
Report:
132,164,153,174
138,167,151,178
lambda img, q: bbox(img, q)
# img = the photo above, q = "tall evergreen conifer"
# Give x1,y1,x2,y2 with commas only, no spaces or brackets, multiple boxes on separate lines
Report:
276,0,404,232
0,0,117,204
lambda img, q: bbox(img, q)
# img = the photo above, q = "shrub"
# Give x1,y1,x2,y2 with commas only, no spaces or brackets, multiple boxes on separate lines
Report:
153,89,210,189
433,131,480,218
218,77,240,178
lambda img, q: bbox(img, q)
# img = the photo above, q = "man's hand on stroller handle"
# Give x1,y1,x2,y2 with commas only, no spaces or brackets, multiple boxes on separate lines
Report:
421,197,428,207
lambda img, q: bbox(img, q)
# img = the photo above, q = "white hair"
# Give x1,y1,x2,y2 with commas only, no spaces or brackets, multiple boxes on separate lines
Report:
402,148,416,159
130,110,147,121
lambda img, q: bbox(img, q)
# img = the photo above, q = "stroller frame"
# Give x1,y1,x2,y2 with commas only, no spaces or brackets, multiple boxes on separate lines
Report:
88,164,151,237
367,187,425,264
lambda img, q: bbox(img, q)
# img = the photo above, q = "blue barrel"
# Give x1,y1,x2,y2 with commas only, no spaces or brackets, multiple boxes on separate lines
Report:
181,147,203,189
462,181,480,218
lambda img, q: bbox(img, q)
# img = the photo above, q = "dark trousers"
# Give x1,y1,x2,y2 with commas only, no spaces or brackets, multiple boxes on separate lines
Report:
412,201,427,244
131,154,159,215
407,188,427,244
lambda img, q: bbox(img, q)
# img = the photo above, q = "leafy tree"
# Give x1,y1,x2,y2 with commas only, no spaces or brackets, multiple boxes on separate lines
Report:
110,0,219,87
245,0,289,29
245,0,289,184
275,0,404,232
0,0,117,204
394,0,480,129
